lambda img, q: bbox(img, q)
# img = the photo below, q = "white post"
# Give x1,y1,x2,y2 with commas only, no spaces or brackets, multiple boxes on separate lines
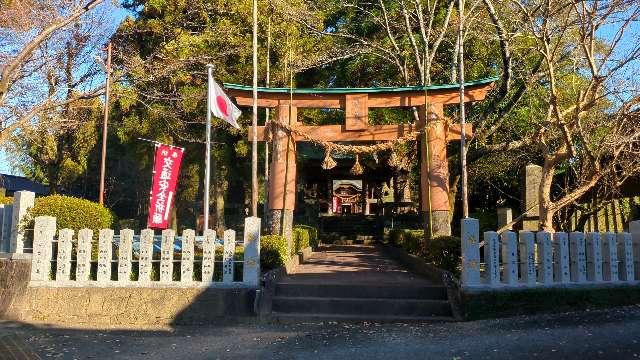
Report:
242,217,261,286
223,229,236,283
139,229,154,284
630,221,640,280
2,205,11,252
118,229,134,283
160,229,175,283
484,231,500,286
602,232,618,282
202,229,216,283
553,232,570,283
569,232,587,283
181,229,195,283
585,232,603,282
76,229,93,283
97,229,114,283
10,190,35,253
501,231,518,286
519,231,536,285
536,231,554,285
55,229,73,282
617,232,634,282
461,218,481,286
0,205,6,252
30,216,55,282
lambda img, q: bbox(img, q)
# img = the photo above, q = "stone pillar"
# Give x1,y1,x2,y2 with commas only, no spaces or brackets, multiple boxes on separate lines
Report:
30,216,55,283
76,229,92,283
222,229,235,283
484,231,500,286
460,218,480,286
242,216,261,286
10,190,35,253
536,231,553,285
630,220,640,280
56,229,73,282
501,231,518,286
521,165,542,231
602,232,619,282
202,229,216,283
181,229,195,284
519,231,536,286
497,207,512,230
585,232,603,282
420,104,451,239
569,232,587,283
553,232,570,283
268,104,297,252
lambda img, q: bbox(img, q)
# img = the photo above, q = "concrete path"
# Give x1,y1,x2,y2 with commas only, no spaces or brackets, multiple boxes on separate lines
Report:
3,306,640,359
284,245,434,285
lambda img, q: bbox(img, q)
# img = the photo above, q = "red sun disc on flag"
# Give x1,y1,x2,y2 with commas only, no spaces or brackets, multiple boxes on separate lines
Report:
216,96,229,117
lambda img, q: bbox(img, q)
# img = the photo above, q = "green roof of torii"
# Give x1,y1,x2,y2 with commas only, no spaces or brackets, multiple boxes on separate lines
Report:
223,76,499,94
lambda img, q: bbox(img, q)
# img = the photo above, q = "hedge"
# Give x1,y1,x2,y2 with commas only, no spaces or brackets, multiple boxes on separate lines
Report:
24,195,115,235
260,235,289,271
293,225,319,248
0,194,13,205
388,228,461,277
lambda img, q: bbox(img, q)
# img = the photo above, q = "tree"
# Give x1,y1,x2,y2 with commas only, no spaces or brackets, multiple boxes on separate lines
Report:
473,0,640,230
0,0,106,145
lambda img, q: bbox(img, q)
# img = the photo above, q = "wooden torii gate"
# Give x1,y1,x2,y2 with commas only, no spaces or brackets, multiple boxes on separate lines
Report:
226,77,496,240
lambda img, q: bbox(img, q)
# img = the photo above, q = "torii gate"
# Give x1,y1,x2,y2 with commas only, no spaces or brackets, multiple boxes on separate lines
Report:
226,77,496,239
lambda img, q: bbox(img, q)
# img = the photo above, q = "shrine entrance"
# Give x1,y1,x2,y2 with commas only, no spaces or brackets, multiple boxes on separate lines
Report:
227,78,496,242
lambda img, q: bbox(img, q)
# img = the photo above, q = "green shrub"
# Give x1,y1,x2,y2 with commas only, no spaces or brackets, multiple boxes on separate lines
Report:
423,236,461,277
389,228,423,254
260,235,288,271
294,225,319,248
388,228,461,277
292,227,310,254
25,195,115,235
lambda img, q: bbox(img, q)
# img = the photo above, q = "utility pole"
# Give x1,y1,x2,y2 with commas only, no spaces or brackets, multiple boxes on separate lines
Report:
98,42,112,205
251,0,259,217
264,16,272,219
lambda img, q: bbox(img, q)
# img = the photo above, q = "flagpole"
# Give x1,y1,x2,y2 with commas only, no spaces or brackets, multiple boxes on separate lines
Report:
251,0,259,217
458,0,469,218
204,64,214,232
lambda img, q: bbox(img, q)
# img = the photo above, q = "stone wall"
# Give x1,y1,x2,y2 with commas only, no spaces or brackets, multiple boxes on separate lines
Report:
0,258,257,327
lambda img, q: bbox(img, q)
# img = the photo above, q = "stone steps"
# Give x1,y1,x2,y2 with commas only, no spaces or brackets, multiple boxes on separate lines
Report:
276,282,447,300
271,282,453,322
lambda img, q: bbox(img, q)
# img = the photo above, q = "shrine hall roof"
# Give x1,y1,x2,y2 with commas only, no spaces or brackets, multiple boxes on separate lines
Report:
223,76,499,94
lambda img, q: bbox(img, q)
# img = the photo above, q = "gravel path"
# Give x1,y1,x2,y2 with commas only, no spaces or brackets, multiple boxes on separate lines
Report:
2,305,640,359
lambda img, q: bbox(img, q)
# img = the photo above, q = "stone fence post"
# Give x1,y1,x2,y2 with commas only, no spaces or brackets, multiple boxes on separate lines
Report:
461,218,480,287
30,216,55,283
10,190,35,254
242,217,261,287
631,221,640,280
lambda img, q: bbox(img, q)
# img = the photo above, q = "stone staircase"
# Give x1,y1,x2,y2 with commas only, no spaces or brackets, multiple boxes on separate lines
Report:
269,245,454,322
271,282,453,322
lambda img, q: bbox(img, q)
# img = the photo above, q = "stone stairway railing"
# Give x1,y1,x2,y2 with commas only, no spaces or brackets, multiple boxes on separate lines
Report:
29,216,261,288
460,218,640,289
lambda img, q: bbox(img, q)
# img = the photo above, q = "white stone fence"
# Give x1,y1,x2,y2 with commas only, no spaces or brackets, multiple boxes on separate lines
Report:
29,216,261,288
461,218,640,289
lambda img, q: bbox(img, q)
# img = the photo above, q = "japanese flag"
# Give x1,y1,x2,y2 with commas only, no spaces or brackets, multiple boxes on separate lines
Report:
208,74,241,129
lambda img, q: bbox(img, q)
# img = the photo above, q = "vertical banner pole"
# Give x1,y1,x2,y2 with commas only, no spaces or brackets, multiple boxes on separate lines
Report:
458,0,469,218
251,0,259,217
204,65,213,232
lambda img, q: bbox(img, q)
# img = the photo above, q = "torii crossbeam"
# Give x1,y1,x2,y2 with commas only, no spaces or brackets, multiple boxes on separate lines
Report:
226,77,497,238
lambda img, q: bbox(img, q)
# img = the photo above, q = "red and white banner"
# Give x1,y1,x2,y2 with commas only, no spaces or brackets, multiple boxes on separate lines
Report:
147,144,184,229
